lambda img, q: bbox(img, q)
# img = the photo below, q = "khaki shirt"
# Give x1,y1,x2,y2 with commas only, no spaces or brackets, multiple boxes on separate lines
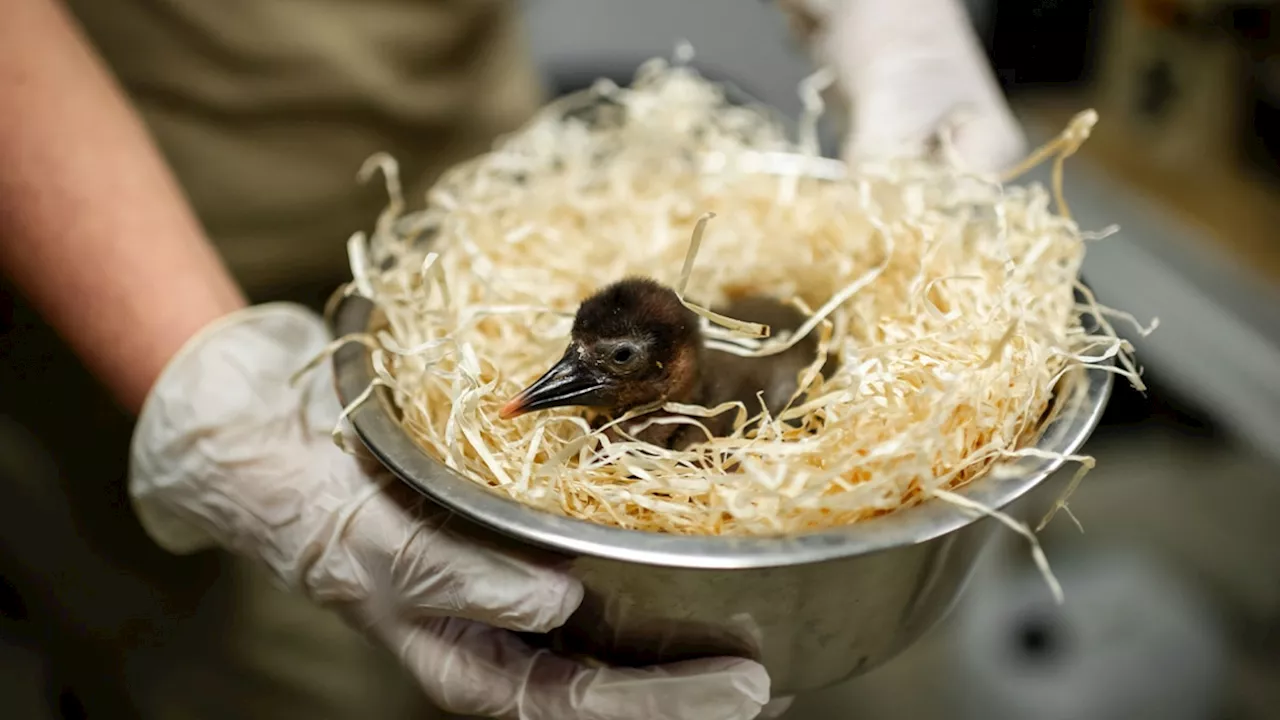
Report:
64,0,544,294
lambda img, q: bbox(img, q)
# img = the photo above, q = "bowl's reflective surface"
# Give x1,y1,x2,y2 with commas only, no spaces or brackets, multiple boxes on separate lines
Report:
330,293,1113,693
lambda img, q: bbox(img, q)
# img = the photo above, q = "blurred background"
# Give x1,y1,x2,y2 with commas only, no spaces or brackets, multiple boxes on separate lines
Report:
3,0,1279,718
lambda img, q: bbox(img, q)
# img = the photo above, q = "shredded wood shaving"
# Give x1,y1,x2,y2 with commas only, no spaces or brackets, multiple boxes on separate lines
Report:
328,56,1148,539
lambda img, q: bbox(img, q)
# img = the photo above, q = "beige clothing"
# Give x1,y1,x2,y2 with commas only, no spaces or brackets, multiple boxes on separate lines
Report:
65,0,544,293
2,1,543,718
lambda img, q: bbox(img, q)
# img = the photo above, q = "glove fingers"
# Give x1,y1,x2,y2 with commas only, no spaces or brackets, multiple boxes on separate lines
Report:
395,513,585,633
382,616,771,720
314,480,584,633
758,695,795,718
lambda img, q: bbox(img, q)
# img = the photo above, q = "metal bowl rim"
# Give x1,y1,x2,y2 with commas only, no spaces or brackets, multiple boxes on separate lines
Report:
331,293,1114,570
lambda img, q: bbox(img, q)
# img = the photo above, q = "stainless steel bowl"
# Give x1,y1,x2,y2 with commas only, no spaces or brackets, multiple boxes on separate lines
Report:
330,293,1113,695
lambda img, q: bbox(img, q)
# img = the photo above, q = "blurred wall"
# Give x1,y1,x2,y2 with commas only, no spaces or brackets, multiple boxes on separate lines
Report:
522,0,814,118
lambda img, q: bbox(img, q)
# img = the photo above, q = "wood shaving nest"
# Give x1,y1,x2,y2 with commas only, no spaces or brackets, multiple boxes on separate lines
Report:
322,54,1151,541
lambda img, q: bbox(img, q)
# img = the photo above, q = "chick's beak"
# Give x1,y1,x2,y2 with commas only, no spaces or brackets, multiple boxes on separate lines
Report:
500,349,613,419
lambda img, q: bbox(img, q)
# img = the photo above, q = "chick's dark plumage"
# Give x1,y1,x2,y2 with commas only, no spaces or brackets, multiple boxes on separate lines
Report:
501,276,834,450
571,277,700,370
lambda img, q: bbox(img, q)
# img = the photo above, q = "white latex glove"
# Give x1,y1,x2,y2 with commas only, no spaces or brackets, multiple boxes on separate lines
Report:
128,302,775,720
780,0,1026,173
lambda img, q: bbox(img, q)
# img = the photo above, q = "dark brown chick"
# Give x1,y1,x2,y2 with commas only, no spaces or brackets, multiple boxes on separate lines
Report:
500,277,834,449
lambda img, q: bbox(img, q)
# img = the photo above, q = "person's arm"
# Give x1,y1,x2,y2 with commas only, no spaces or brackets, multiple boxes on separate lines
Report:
0,0,246,414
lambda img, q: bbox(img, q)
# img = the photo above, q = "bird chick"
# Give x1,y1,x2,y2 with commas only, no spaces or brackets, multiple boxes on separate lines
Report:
500,277,833,449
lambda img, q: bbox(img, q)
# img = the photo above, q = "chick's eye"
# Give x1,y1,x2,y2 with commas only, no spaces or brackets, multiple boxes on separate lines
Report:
604,342,642,370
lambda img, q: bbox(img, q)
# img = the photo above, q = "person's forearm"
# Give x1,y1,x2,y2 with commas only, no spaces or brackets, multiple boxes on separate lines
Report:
0,0,247,414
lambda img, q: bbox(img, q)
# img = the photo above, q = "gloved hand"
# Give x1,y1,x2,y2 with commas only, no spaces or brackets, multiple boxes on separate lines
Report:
128,302,775,720
778,0,1026,173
